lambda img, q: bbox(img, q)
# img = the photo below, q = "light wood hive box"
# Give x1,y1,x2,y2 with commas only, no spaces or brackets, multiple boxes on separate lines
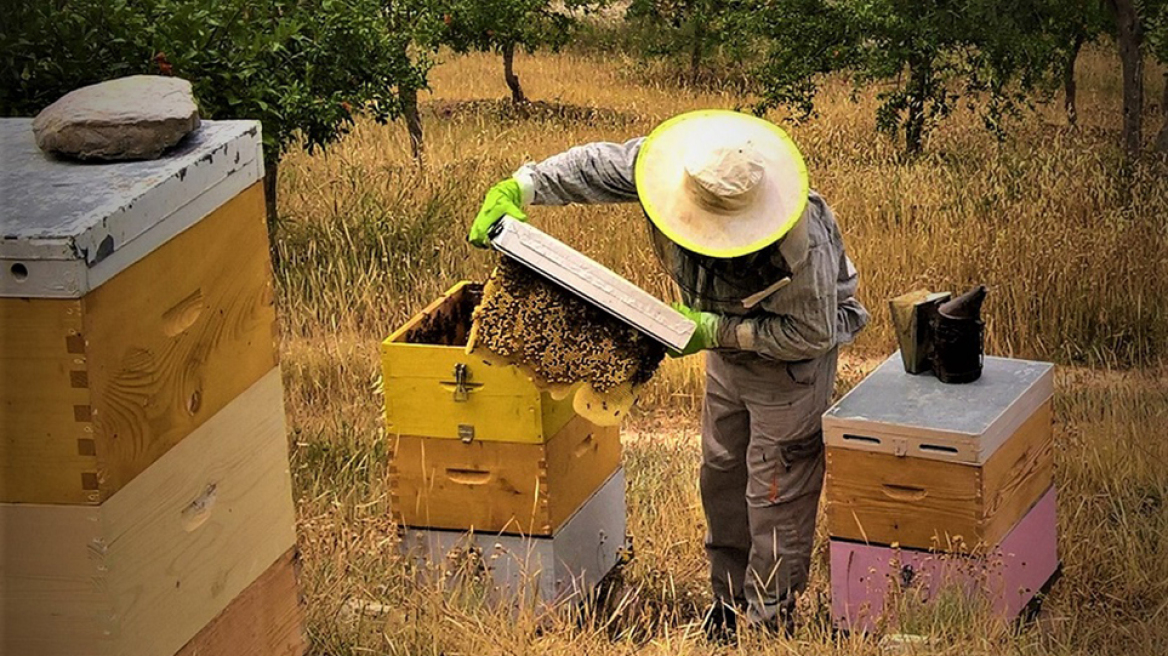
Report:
0,119,304,656
822,353,1055,551
382,282,623,536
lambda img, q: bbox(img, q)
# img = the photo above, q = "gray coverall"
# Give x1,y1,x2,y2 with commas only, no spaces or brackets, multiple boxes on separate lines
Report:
514,138,869,625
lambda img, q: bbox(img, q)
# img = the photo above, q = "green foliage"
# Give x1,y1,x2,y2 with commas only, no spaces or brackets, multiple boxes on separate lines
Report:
1,0,427,163
750,0,1068,153
624,0,756,79
441,0,588,56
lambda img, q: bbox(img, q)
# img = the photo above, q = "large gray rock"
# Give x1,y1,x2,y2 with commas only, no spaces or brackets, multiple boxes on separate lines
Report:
32,76,201,161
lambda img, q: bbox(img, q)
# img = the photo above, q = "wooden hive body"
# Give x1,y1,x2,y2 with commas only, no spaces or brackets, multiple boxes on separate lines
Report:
381,282,576,445
0,371,297,656
830,486,1060,633
823,354,1054,551
391,414,621,535
401,467,627,607
1,121,278,505
0,119,303,656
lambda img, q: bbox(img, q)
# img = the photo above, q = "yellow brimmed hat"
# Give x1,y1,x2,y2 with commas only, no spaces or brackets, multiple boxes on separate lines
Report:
635,110,809,258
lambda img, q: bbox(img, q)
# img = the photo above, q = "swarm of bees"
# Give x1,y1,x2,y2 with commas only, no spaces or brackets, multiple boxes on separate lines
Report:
467,257,665,425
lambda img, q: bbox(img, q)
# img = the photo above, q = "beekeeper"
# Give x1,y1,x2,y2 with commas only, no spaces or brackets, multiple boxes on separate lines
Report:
468,110,869,637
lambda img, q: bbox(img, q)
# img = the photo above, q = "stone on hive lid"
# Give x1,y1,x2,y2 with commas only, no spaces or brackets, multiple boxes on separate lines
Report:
32,75,201,161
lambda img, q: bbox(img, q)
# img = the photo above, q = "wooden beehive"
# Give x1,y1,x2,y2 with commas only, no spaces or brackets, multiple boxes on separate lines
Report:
384,281,628,597
822,354,1054,551
0,119,303,656
381,282,577,444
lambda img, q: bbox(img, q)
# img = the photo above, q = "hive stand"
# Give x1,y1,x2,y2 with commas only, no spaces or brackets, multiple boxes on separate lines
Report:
0,119,304,656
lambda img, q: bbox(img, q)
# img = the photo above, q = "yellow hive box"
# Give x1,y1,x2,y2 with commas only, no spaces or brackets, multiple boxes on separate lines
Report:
381,281,576,444
391,414,621,535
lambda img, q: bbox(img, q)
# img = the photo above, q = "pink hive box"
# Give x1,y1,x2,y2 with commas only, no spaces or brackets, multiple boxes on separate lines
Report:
830,486,1059,633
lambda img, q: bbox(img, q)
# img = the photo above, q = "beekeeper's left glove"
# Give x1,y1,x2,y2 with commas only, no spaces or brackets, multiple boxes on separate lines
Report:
468,178,527,248
670,302,721,357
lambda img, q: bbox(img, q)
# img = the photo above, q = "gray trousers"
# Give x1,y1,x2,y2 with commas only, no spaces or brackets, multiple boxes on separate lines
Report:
700,347,837,625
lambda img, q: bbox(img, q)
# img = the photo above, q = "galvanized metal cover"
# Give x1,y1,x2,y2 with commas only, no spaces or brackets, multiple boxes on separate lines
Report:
489,217,696,351
1,119,263,298
824,353,1054,438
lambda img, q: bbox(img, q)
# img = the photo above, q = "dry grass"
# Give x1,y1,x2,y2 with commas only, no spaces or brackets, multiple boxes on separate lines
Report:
276,44,1168,655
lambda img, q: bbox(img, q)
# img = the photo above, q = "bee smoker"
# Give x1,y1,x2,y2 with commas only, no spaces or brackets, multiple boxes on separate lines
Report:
929,285,987,384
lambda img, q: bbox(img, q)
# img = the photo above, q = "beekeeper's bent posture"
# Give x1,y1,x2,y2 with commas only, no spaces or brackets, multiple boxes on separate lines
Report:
468,110,869,636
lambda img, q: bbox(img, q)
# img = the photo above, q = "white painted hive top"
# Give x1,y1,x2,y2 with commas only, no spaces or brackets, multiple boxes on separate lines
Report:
1,119,262,298
824,353,1054,439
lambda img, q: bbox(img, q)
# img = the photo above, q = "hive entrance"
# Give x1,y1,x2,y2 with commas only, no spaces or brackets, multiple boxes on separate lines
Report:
467,258,665,425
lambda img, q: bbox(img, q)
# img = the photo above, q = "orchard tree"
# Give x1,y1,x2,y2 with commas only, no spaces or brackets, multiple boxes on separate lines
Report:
749,0,1062,155
1048,1,1111,126
1108,0,1145,160
1,0,428,224
626,0,754,83
442,0,597,103
385,0,445,160
1145,1,1168,153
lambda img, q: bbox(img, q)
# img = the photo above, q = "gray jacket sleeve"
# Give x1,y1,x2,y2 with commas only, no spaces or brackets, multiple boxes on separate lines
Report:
513,138,644,206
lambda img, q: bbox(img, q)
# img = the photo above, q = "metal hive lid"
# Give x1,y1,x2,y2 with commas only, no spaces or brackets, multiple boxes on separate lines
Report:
488,217,697,352
1,119,263,298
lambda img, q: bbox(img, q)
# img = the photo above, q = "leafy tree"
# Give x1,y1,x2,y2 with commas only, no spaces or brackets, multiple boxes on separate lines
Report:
625,0,753,83
1107,0,1145,160
1145,1,1168,152
750,0,1064,155
385,0,445,160
441,0,596,103
1,0,427,224
1048,1,1111,126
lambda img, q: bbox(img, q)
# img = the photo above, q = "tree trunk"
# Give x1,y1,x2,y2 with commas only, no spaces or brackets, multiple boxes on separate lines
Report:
502,41,526,104
690,19,705,83
263,158,279,231
400,82,424,163
1110,0,1144,160
1064,33,1084,127
1156,73,1168,154
905,58,930,155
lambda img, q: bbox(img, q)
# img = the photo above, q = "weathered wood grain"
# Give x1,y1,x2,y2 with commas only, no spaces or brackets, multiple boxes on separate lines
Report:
174,548,306,656
0,369,297,656
980,401,1054,544
391,415,621,535
0,297,98,503
0,183,278,505
84,182,278,501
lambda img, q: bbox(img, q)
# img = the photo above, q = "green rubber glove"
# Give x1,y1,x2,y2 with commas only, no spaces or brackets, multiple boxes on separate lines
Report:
468,178,528,248
670,302,721,357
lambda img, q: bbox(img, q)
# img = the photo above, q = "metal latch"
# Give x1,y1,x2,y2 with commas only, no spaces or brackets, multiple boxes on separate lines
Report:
458,424,475,444
442,363,482,402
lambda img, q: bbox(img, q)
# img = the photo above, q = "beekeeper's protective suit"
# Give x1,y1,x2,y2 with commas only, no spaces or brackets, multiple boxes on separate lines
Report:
468,110,868,636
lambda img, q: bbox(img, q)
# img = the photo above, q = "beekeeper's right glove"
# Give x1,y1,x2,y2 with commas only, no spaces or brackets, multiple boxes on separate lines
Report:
468,178,528,248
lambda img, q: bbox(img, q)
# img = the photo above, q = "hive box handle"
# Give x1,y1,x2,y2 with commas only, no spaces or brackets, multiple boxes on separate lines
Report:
881,484,928,501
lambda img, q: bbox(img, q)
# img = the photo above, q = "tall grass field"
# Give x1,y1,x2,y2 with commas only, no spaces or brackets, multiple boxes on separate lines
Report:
275,43,1168,656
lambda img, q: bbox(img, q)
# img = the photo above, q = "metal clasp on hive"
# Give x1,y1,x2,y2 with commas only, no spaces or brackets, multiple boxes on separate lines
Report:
458,424,475,443
443,363,482,402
